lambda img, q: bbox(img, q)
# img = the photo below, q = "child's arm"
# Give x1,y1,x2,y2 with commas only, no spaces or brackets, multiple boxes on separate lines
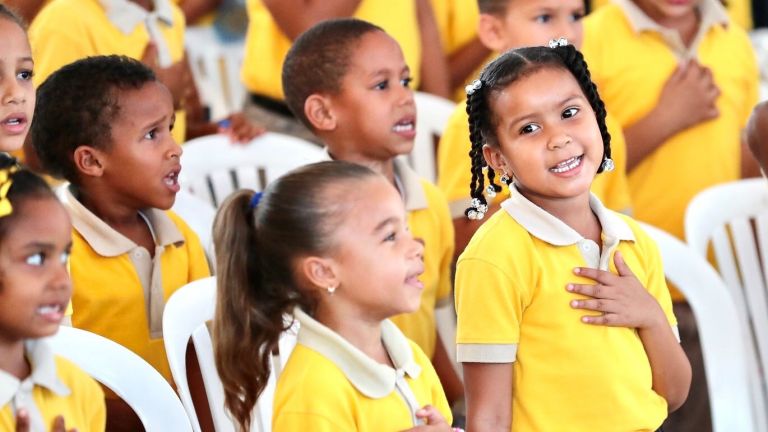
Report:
262,0,362,40
15,411,73,432
746,101,768,178
401,405,453,431
415,0,451,98
623,60,720,172
463,362,513,431
567,251,692,411
447,38,491,91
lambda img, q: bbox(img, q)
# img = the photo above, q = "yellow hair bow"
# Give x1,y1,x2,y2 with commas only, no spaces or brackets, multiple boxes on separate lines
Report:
0,165,19,218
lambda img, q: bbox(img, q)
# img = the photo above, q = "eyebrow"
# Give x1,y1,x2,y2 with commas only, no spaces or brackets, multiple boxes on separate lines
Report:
369,65,410,79
506,93,586,126
372,216,398,233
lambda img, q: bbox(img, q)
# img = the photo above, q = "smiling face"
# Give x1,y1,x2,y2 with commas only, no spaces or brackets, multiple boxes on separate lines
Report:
482,0,585,52
323,175,425,322
631,0,701,25
0,18,34,152
325,30,417,161
483,66,603,210
0,197,72,345
96,81,181,211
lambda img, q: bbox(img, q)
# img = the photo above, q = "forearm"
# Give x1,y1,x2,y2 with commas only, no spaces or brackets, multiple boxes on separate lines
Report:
447,38,491,90
463,362,513,431
638,318,692,411
741,132,761,178
416,0,451,98
432,332,463,405
624,108,679,172
263,0,362,40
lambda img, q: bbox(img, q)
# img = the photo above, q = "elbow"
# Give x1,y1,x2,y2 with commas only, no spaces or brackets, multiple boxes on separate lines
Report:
665,365,693,412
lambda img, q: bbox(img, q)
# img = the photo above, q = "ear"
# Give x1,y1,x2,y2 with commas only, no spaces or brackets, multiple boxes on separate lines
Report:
298,255,340,292
73,146,106,178
482,144,509,176
477,13,508,52
304,94,337,132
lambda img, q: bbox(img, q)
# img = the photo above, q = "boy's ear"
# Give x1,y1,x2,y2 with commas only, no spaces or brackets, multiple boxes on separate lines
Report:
299,255,340,293
477,13,509,52
73,146,105,178
304,94,337,132
482,144,509,176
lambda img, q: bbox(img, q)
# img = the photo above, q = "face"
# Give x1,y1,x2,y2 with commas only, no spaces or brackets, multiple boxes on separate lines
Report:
0,18,34,152
484,67,603,210
324,176,425,322
631,0,700,24
327,31,416,161
0,197,72,344
487,0,585,52
98,81,181,210
747,103,768,177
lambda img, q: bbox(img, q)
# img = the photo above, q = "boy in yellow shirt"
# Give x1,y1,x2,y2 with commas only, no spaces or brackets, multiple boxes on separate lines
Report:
29,55,210,431
282,18,462,407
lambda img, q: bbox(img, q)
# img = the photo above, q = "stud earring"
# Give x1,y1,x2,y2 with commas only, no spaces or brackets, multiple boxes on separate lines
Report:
327,285,336,295
500,173,510,185
485,184,497,198
600,158,615,172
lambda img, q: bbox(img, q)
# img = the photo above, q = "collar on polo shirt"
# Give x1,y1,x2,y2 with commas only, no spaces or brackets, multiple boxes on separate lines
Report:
614,0,729,58
0,339,70,406
99,0,175,67
294,307,422,399
501,184,635,246
63,184,185,257
321,149,428,212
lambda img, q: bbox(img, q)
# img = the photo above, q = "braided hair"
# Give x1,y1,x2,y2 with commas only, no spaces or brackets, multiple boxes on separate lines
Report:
465,43,611,219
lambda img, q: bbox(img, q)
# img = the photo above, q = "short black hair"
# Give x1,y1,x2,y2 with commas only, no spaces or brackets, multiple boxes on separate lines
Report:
282,18,383,129
30,55,157,183
0,5,26,29
477,0,509,15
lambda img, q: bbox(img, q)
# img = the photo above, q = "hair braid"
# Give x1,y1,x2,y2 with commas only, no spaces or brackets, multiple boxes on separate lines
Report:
466,89,490,218
553,45,612,172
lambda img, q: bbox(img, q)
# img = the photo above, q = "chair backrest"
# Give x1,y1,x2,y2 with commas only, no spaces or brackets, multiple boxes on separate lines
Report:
180,132,326,208
409,92,455,182
684,178,768,430
48,326,192,431
171,190,217,265
163,276,298,432
640,222,756,431
185,26,246,120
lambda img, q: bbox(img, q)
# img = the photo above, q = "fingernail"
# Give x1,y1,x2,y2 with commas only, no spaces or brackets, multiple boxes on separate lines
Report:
566,284,574,291
571,300,579,307
582,316,591,323
573,268,581,274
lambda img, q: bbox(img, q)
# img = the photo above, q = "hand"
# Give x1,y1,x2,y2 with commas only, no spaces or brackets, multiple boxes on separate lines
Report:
16,410,76,432
656,59,720,135
140,42,194,110
566,251,666,330
217,112,266,144
400,405,453,431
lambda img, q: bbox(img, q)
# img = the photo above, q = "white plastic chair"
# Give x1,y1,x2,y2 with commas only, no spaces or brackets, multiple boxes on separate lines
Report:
163,276,298,432
171,190,217,266
48,326,193,431
750,29,768,101
179,132,326,208
409,92,456,182
641,222,756,432
185,26,246,120
685,178,768,431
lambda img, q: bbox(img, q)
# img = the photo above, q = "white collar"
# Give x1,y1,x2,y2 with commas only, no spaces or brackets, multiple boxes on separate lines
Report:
501,185,635,246
294,308,422,398
0,339,70,406
99,0,174,34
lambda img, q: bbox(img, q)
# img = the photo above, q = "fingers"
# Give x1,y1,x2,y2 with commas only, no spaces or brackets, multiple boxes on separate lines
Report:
415,405,447,426
572,266,617,285
15,409,29,432
612,251,637,277
51,416,66,432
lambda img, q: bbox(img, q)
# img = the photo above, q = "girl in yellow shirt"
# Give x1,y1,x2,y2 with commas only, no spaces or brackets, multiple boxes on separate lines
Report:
213,161,453,431
0,6,34,154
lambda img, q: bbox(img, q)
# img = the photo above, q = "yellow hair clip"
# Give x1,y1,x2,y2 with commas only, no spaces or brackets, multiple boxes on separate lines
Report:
0,165,19,218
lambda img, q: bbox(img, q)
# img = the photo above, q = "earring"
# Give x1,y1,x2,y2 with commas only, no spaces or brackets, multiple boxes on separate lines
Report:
500,173,510,185
326,285,336,295
485,184,497,199
600,158,615,172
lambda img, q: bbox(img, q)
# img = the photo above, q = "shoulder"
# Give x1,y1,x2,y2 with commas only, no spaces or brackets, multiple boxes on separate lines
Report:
416,179,451,219
32,0,104,30
53,355,105,401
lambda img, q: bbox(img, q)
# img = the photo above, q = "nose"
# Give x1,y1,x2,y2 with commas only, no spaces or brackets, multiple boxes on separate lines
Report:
547,125,573,150
51,261,72,294
1,76,25,105
398,83,415,107
409,235,425,261
167,137,183,159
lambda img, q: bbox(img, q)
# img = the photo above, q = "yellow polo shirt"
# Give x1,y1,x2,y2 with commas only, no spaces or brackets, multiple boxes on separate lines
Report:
456,186,677,431
583,0,758,240
590,0,753,30
63,186,210,386
0,340,105,431
29,0,188,144
436,101,632,218
321,153,454,358
242,0,421,101
274,308,451,430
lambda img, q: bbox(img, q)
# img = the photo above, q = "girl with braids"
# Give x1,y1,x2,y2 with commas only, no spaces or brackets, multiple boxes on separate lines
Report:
213,161,454,432
454,42,691,431
0,5,34,153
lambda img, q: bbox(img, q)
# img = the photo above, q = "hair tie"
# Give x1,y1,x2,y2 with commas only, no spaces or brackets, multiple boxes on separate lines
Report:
465,79,482,96
249,191,263,210
0,165,19,218
548,37,569,48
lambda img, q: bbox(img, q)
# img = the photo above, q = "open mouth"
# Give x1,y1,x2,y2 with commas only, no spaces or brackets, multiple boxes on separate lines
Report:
164,168,181,188
36,303,65,321
3,118,23,126
392,118,415,134
550,155,583,173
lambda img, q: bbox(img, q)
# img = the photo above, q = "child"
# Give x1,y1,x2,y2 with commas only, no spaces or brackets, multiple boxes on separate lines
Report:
435,0,632,257
281,18,462,405
213,161,452,431
29,55,210,431
0,6,33,153
455,44,691,431
0,155,106,431
748,101,768,177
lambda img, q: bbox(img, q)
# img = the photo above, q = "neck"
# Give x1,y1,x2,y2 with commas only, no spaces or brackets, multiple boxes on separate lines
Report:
648,7,701,47
0,337,30,380
314,302,392,366
130,0,154,11
326,147,396,184
76,186,143,227
521,188,602,243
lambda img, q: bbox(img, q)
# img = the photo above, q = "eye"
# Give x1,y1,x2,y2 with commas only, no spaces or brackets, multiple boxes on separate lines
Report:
383,232,396,242
562,107,579,119
17,69,33,81
144,128,158,140
520,123,541,135
400,77,412,88
535,14,552,23
571,11,585,21
25,252,45,266
374,80,389,91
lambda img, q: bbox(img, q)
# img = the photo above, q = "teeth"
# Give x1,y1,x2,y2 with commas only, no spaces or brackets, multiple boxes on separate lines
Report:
37,305,61,314
4,118,20,125
550,156,581,173
164,175,178,186
393,122,414,132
